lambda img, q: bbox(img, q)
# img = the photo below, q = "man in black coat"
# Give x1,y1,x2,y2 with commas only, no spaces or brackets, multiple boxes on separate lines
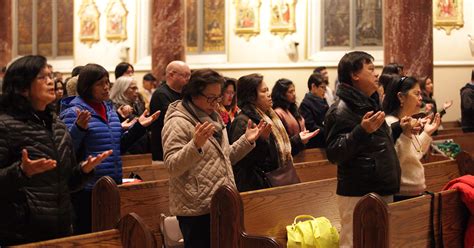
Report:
150,61,191,161
324,51,400,247
461,69,474,132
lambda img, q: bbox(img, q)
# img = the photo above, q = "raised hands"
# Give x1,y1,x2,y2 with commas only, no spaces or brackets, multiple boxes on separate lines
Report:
137,110,160,127
244,120,272,143
443,100,453,111
117,105,134,119
75,109,91,130
299,129,320,144
193,121,215,149
81,150,113,173
121,118,137,130
20,149,57,177
399,116,421,137
423,113,441,136
361,111,385,134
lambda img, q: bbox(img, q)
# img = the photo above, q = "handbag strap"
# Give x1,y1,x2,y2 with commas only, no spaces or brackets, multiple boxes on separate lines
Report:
293,215,316,224
425,191,436,248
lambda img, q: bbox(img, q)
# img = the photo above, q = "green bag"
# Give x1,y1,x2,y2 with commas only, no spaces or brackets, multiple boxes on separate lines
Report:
286,215,339,248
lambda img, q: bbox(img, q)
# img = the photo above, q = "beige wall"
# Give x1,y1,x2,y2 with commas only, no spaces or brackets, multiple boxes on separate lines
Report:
68,0,474,121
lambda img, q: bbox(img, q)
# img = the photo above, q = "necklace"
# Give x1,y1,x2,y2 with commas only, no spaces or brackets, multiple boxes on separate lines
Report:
411,135,422,153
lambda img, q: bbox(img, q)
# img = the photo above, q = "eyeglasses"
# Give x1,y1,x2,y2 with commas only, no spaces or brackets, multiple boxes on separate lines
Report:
36,74,53,81
200,93,223,103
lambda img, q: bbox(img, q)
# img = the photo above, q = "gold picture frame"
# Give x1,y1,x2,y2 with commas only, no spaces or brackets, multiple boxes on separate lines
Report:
433,0,463,35
234,0,261,40
270,0,296,37
78,0,100,45
105,0,128,42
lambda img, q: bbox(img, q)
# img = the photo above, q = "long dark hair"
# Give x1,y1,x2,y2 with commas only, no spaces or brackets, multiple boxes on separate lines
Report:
419,76,433,98
237,73,263,109
0,55,49,113
271,78,301,120
383,76,419,116
222,77,237,111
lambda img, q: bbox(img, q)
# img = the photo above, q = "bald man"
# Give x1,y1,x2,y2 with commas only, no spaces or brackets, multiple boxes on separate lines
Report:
150,61,191,160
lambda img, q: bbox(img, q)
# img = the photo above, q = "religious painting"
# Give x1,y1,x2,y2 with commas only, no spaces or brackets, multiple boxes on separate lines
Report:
355,0,382,47
105,0,128,42
269,0,296,36
78,0,100,44
322,0,349,47
17,0,33,55
57,0,74,56
433,0,463,35
204,0,225,52
235,0,261,40
37,0,53,57
186,0,198,52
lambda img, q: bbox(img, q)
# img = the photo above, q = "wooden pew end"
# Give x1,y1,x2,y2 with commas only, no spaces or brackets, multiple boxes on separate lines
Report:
353,193,389,248
210,185,280,248
116,212,157,248
92,176,121,232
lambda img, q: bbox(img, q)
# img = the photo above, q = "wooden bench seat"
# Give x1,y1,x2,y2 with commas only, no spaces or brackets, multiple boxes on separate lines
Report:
210,155,471,247
14,213,155,247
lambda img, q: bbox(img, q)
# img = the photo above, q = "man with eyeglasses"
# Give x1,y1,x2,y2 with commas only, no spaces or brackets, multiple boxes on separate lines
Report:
150,61,191,161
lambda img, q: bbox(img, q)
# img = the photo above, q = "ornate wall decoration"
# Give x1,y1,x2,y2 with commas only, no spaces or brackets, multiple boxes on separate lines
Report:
433,0,463,35
78,0,100,45
269,0,296,37
105,0,128,42
235,0,261,40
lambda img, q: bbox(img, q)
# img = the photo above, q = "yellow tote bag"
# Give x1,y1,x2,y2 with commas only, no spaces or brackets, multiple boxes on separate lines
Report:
286,215,339,248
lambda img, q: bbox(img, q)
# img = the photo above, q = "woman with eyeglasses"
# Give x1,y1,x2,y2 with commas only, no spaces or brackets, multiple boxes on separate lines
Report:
419,76,453,117
0,56,111,245
218,77,239,130
383,76,441,201
60,63,160,234
229,74,318,192
161,69,268,247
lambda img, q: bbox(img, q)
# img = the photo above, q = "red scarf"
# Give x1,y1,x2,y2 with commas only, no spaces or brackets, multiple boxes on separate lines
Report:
85,100,107,121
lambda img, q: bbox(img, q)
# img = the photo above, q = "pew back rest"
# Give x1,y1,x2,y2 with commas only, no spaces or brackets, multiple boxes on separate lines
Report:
241,178,340,246
121,153,152,167
122,163,168,181
424,159,461,192
16,213,155,247
293,148,327,163
294,160,336,182
92,177,169,248
439,189,468,247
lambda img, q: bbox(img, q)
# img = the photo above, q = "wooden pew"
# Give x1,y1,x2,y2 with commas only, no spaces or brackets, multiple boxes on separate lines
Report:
437,189,469,247
92,177,170,248
353,151,472,248
437,127,463,136
293,148,327,163
14,213,156,248
433,132,474,156
210,156,471,247
442,120,461,129
211,178,339,247
122,162,168,181
121,153,152,167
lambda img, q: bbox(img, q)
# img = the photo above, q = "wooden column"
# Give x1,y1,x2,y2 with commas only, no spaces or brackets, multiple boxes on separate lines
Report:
0,0,12,66
384,0,433,77
151,0,186,81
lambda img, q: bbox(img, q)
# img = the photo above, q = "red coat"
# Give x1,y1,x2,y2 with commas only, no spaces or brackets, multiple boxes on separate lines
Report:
443,175,474,248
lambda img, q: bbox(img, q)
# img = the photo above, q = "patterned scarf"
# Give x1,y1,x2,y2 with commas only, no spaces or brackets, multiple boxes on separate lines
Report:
255,107,293,168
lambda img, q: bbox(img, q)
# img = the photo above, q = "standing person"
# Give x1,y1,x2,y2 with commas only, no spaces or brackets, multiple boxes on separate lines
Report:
217,77,239,131
419,76,453,117
141,73,157,109
162,69,266,247
314,66,335,106
461,69,474,132
383,76,441,201
0,55,111,245
60,63,159,234
150,61,191,161
229,74,318,192
299,73,329,148
325,51,400,247
271,78,306,138
114,62,134,80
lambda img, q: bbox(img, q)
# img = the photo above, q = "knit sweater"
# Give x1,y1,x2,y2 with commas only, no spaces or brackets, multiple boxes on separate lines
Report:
386,115,432,195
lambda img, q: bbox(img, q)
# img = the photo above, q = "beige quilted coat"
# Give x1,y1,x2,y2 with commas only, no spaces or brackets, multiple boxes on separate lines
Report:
162,101,255,216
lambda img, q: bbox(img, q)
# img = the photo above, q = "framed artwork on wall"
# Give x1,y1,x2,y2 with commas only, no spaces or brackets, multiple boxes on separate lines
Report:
78,0,100,45
433,0,463,35
269,0,296,36
105,0,128,42
235,0,261,40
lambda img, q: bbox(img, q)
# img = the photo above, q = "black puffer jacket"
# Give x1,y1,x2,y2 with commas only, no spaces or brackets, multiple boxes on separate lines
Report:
0,109,91,245
325,83,400,196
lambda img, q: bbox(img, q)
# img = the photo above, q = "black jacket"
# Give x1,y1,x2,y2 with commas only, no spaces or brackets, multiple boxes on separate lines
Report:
299,92,329,148
325,83,400,196
461,83,474,132
0,109,91,245
229,105,305,192
149,83,182,160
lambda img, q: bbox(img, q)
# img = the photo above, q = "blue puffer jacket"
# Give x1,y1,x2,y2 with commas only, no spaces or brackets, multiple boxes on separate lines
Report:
60,96,146,190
